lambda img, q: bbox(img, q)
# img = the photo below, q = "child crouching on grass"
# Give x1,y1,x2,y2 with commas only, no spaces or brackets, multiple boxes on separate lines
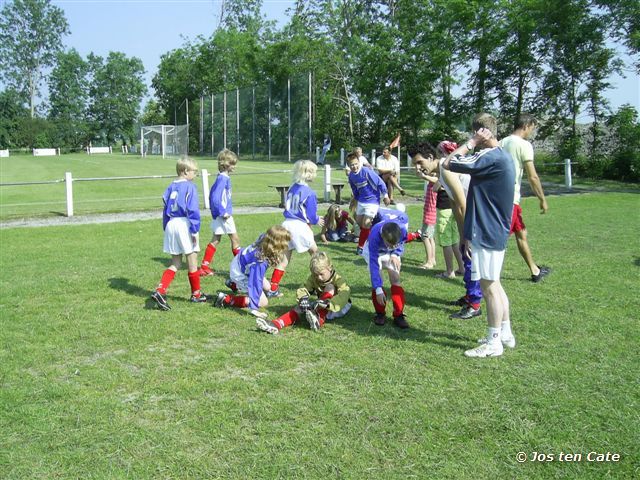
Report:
256,251,351,334
213,225,291,319
199,148,241,276
319,204,356,244
151,156,207,311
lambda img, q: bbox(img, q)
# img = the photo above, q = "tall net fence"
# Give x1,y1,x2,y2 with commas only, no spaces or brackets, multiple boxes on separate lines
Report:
199,73,312,160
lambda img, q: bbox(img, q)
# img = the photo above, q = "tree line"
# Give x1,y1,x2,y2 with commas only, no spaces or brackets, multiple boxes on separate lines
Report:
1,0,638,179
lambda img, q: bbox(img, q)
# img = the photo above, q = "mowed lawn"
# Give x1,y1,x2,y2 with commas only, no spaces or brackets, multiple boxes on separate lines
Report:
0,192,638,479
1,153,426,220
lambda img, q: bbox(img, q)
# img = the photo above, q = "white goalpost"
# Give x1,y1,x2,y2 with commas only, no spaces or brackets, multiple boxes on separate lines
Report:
141,124,188,158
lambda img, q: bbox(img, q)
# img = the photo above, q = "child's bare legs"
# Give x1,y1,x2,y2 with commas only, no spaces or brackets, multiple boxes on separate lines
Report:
421,231,436,269
229,232,241,252
439,246,455,278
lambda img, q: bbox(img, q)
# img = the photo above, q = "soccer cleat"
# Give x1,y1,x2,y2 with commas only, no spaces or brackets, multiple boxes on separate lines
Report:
531,265,551,283
224,278,238,292
373,313,386,326
256,318,279,334
450,305,482,320
449,296,468,307
199,266,214,277
266,289,284,298
306,310,321,331
464,341,504,358
478,335,516,349
214,291,227,308
356,246,363,256
190,292,208,303
151,291,171,311
393,314,409,329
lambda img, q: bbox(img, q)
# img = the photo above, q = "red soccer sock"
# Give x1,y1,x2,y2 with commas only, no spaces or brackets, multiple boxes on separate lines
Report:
273,309,299,329
391,285,405,317
201,243,216,266
270,269,285,291
156,269,176,294
317,309,327,327
224,294,249,308
188,270,202,295
358,228,371,248
406,232,419,242
232,247,241,257
371,288,387,314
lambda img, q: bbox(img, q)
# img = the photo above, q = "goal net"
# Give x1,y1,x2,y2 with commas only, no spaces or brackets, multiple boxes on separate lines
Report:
141,125,188,158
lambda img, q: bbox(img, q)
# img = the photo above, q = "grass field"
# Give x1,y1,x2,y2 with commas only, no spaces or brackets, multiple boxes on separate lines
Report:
1,192,638,478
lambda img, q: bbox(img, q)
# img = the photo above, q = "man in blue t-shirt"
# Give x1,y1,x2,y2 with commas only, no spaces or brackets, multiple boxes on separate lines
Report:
443,113,516,358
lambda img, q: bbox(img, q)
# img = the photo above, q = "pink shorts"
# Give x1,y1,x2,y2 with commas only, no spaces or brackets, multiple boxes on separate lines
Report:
510,204,526,234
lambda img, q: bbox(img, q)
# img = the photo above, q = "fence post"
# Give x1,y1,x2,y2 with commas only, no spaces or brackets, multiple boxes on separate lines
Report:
564,158,572,189
202,169,210,210
324,164,331,202
340,148,345,166
371,149,376,167
65,172,74,217
316,146,320,163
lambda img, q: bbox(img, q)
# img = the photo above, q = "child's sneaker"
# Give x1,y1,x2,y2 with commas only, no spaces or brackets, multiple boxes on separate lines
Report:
356,246,363,255
449,296,468,307
464,341,504,358
256,318,279,334
199,265,214,277
214,291,227,308
373,313,386,326
225,278,238,292
306,310,321,331
393,314,409,329
478,335,516,349
190,292,209,303
151,291,171,311
450,305,482,319
266,289,283,298
531,265,551,283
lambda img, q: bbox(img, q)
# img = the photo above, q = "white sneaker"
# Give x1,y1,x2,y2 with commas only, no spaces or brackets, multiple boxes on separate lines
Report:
477,335,516,349
256,318,278,334
465,341,504,358
306,310,321,331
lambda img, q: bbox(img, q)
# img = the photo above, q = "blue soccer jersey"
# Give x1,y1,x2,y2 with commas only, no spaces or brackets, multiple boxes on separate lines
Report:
283,182,320,224
209,172,232,218
236,238,269,310
372,207,409,228
348,167,388,205
366,220,408,290
162,179,200,234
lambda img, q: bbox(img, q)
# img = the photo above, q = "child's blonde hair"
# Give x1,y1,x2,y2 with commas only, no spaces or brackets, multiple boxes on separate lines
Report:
293,159,317,183
325,204,341,231
217,148,238,172
310,251,333,274
176,156,198,176
257,225,291,266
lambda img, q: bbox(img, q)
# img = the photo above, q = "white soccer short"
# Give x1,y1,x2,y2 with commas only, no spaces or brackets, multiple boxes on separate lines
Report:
163,217,200,255
211,215,237,235
356,201,380,218
282,218,316,253
362,241,401,273
229,255,250,293
470,244,505,281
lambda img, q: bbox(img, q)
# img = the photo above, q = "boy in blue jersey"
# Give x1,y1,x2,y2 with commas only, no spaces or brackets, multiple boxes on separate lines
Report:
200,149,241,276
363,220,410,329
151,156,207,311
214,226,291,318
346,152,390,255
268,160,324,296
372,205,422,243
443,113,516,358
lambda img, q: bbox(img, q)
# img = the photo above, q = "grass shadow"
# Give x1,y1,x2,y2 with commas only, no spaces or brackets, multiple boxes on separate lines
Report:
634,256,640,267
108,276,159,310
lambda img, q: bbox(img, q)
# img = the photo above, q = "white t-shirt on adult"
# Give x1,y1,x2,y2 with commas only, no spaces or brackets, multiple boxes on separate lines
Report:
375,154,399,175
500,134,534,205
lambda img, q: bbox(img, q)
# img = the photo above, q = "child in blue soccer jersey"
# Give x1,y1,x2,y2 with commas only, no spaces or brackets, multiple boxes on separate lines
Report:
363,219,410,329
200,149,241,276
371,205,422,243
214,225,291,318
268,160,324,296
151,156,207,311
346,152,390,255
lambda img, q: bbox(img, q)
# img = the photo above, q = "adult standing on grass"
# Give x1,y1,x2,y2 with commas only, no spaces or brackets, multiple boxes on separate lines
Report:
443,113,516,358
500,114,551,282
151,156,208,311
375,147,405,204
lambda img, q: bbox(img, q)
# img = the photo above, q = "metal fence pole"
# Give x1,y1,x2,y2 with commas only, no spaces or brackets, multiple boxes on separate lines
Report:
340,148,345,166
565,158,572,189
211,94,214,155
236,88,240,155
316,147,320,163
324,164,331,202
202,169,210,210
65,172,74,217
223,91,227,149
308,71,312,154
199,96,204,154
287,78,291,162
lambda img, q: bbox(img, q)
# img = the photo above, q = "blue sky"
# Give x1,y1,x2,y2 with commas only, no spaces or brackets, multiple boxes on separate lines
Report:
40,0,639,118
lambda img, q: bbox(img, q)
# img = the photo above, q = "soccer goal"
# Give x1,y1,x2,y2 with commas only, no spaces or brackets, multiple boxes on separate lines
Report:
141,125,188,158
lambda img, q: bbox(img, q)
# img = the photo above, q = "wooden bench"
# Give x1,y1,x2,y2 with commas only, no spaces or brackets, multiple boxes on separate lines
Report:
268,185,290,208
331,183,347,204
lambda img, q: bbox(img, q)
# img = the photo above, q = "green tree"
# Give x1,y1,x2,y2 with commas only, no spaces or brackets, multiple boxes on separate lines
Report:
140,100,168,126
87,52,147,145
606,105,640,180
0,89,28,148
0,0,69,118
48,49,89,149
